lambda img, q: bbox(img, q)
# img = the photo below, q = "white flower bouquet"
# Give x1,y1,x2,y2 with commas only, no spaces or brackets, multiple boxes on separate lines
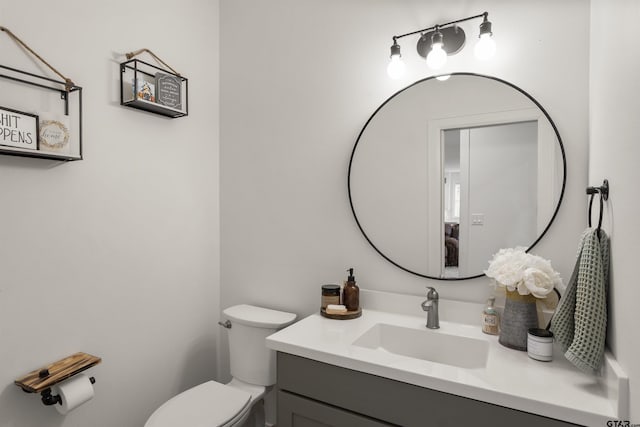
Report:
484,247,562,298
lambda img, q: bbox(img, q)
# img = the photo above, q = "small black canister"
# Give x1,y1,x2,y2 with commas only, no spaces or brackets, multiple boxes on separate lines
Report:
321,284,341,309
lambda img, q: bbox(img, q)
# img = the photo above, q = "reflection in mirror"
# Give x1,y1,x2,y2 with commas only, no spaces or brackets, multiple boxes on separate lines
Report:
442,121,539,278
443,129,461,278
348,73,566,280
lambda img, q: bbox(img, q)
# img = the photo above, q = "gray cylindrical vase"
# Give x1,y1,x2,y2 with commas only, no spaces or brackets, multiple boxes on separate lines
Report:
499,289,539,351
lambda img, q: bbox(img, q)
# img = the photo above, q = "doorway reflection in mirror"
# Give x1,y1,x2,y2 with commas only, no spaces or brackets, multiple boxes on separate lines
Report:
441,121,538,278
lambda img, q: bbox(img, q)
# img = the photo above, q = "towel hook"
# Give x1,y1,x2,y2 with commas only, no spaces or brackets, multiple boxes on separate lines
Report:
588,192,595,228
586,179,609,200
586,179,608,235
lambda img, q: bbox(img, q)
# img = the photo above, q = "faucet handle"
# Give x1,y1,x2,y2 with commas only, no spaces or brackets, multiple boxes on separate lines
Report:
426,286,439,299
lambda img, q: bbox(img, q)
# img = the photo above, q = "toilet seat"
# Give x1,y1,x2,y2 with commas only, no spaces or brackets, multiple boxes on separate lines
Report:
144,381,252,427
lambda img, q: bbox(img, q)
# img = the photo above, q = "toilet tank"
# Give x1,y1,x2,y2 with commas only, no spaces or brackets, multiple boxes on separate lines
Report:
223,304,296,386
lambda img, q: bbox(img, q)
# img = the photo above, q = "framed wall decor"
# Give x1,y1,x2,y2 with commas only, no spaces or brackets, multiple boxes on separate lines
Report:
0,106,39,151
155,72,182,110
39,113,71,154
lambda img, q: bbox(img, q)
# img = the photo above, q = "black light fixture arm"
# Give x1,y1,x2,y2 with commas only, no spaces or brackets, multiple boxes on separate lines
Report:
392,12,488,41
386,12,495,77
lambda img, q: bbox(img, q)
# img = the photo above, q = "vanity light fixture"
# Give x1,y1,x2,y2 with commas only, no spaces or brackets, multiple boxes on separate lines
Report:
474,14,496,60
386,12,496,79
425,27,447,70
386,39,406,80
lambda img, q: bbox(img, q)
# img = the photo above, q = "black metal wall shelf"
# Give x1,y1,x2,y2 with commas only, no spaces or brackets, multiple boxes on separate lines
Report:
120,58,188,118
0,64,83,161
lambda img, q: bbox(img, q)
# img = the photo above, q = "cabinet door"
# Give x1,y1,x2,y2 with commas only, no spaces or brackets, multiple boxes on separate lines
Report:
278,390,394,427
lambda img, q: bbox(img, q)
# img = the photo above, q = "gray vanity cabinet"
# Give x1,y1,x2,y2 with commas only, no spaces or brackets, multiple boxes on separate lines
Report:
276,352,579,427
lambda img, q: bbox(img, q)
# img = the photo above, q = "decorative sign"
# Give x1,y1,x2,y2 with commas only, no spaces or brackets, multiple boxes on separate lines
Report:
135,79,155,102
39,113,71,153
155,72,182,109
0,107,38,150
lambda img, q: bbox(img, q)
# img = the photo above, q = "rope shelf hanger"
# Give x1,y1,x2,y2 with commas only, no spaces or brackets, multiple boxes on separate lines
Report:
0,26,76,92
125,48,181,76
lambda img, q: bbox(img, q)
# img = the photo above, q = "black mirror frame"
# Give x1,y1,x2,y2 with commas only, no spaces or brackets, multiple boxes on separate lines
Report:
347,72,567,280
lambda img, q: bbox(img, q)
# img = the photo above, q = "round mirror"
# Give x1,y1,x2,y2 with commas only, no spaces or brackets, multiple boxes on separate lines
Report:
348,73,566,280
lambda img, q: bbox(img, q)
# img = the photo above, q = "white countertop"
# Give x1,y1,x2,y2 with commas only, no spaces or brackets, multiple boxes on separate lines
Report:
266,291,628,427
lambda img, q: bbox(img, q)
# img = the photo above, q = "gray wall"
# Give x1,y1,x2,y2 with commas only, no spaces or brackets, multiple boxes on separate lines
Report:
219,0,589,381
0,1,220,426
590,0,640,421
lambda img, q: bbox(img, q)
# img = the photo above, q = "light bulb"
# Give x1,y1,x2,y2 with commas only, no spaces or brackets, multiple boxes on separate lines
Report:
386,39,406,80
387,55,406,80
474,33,496,60
426,42,447,70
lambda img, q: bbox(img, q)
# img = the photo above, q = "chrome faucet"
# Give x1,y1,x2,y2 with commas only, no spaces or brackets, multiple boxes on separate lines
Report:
421,287,440,329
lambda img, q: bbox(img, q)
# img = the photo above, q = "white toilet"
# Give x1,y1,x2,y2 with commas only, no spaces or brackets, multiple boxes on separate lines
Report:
144,304,296,427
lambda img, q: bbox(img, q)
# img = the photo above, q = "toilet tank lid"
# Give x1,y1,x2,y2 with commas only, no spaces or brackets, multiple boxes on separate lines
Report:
223,304,296,328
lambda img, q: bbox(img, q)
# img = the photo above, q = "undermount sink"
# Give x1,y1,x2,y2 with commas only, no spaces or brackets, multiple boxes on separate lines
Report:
352,323,489,369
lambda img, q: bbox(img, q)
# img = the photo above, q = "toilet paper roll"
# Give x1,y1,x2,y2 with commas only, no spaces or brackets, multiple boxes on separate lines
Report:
52,373,95,414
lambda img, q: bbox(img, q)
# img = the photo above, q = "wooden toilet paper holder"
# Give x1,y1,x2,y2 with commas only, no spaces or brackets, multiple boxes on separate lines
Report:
14,352,101,406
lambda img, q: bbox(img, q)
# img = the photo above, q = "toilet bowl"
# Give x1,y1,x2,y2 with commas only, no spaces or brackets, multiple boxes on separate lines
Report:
144,305,296,427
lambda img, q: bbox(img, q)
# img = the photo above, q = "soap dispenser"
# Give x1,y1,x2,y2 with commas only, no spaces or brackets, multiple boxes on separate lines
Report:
482,297,499,335
342,268,360,311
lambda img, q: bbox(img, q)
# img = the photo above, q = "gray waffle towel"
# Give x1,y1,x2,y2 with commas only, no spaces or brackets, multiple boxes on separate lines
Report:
550,228,610,373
